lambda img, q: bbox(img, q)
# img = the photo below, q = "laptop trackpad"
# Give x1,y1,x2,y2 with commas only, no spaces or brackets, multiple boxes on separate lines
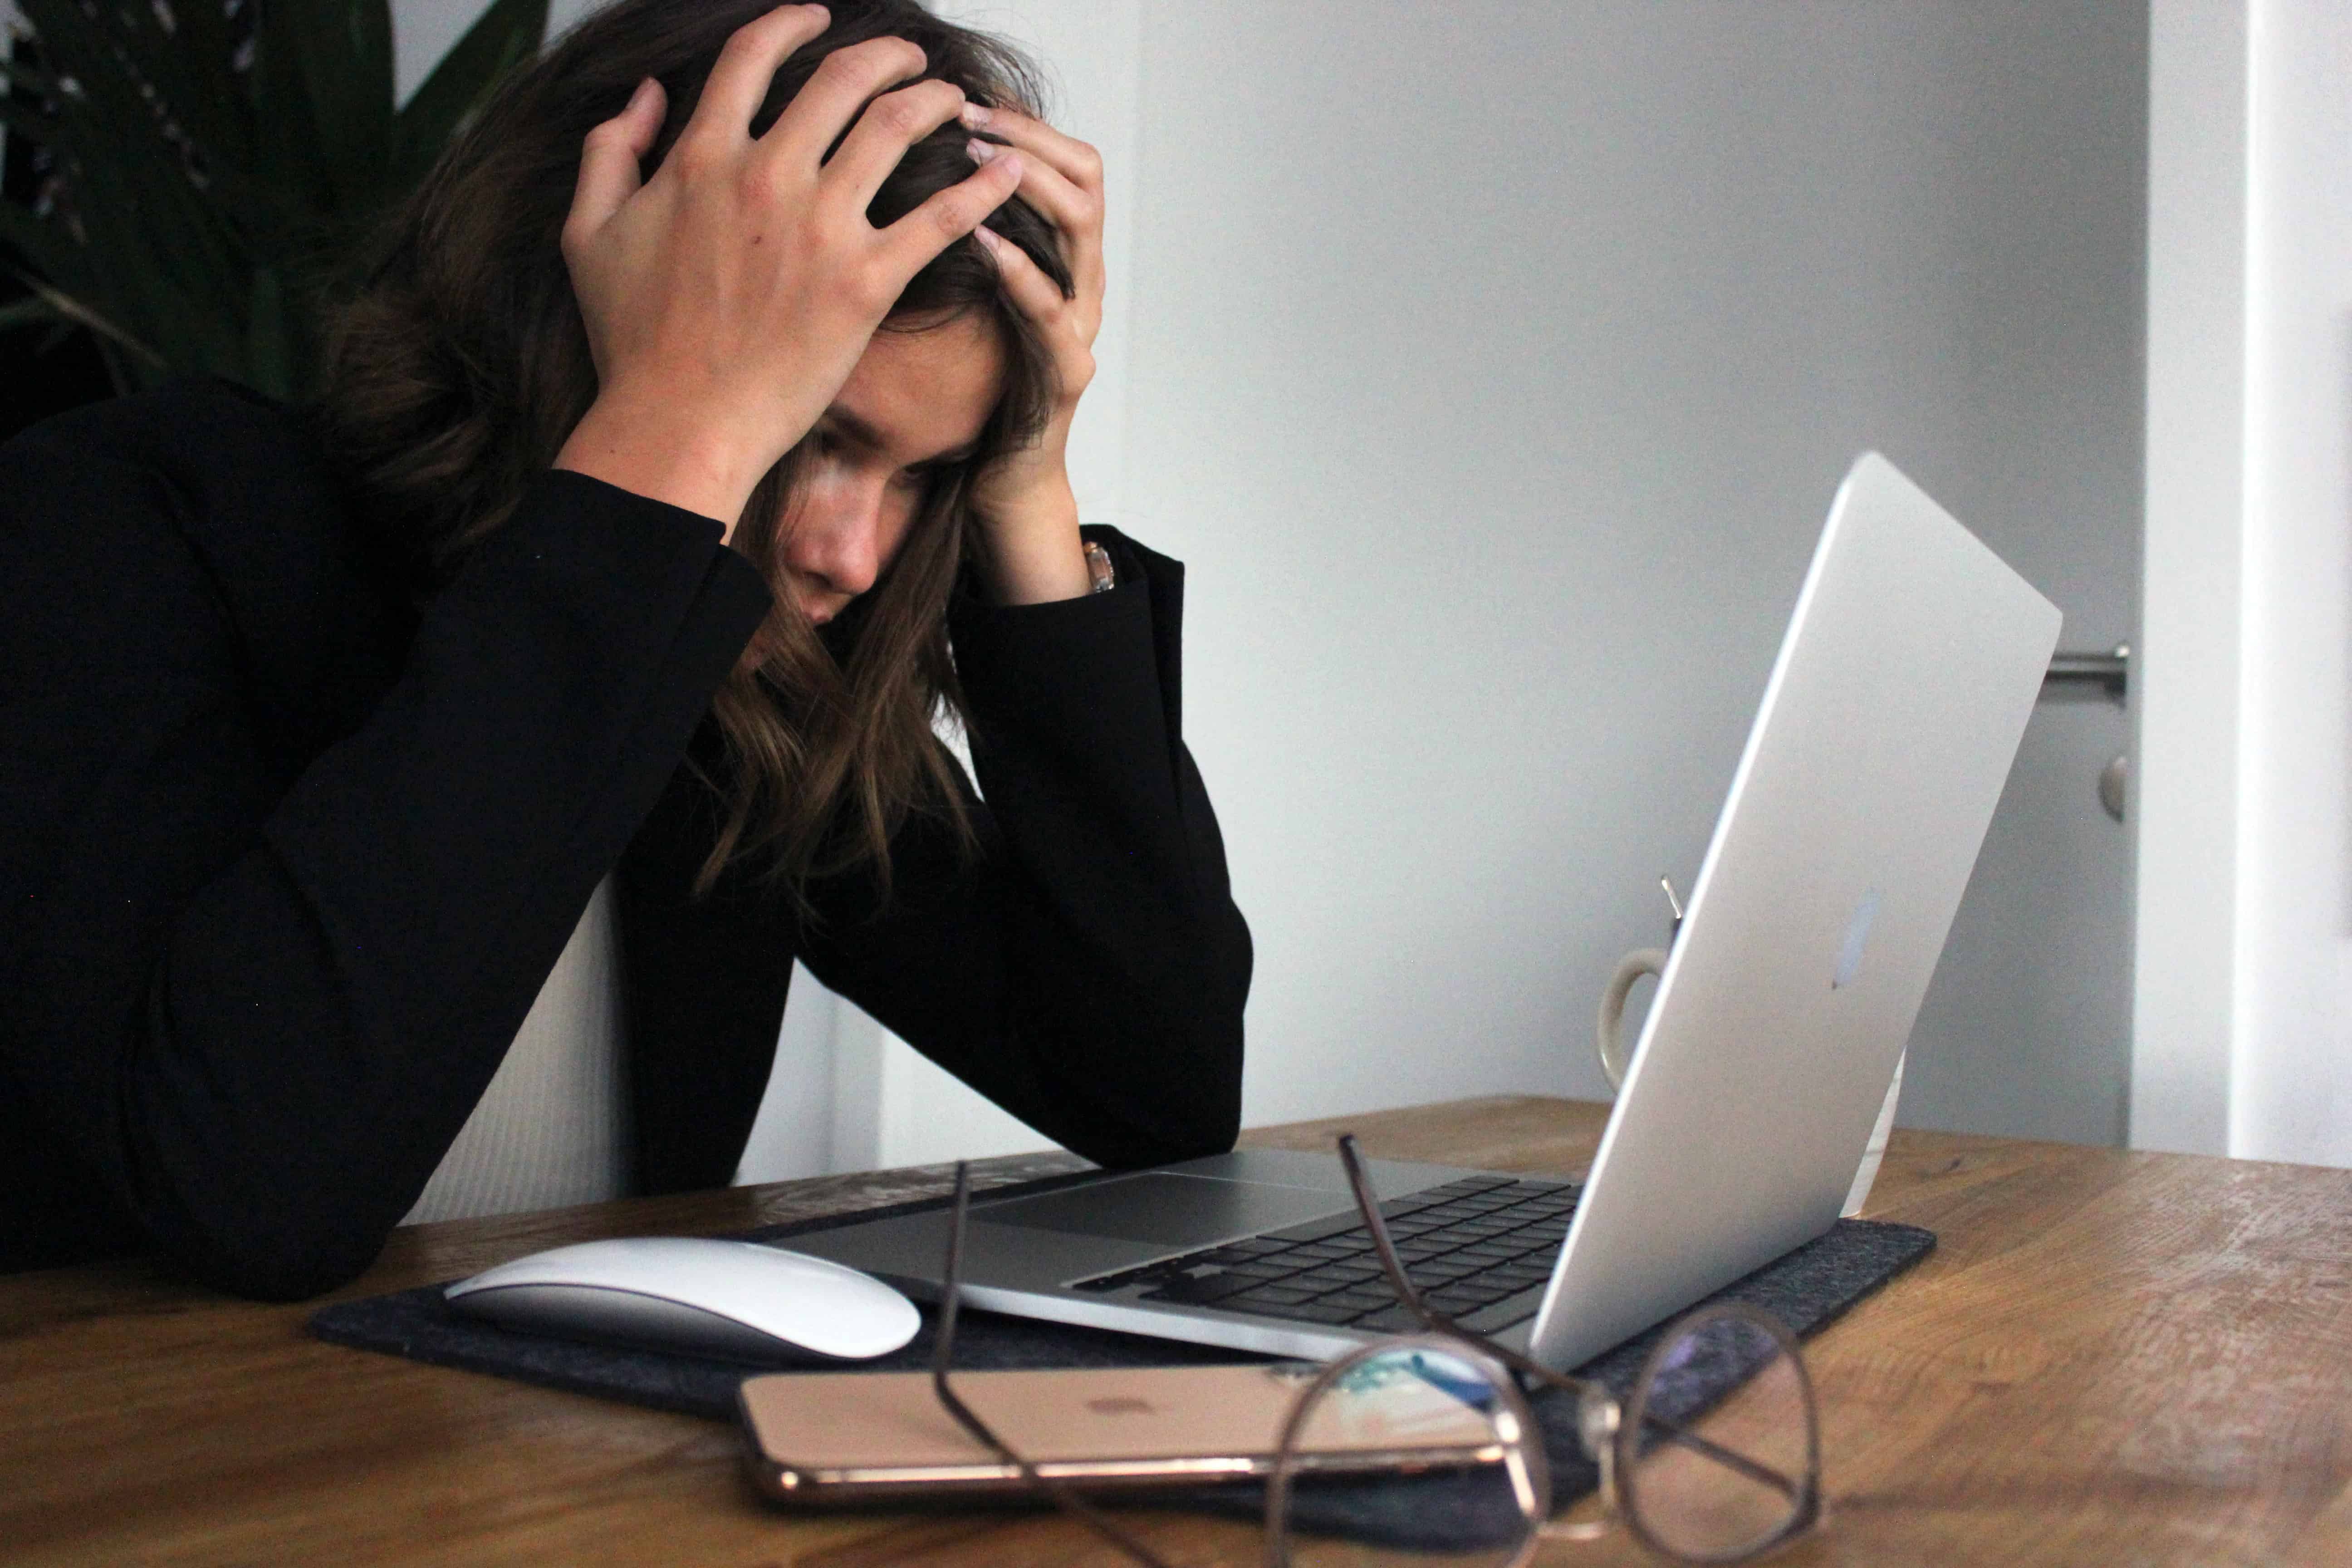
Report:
974,1173,1348,1248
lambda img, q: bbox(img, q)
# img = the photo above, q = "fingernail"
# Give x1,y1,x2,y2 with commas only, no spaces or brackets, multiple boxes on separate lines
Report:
974,225,1003,251
960,102,991,129
965,137,996,166
997,152,1024,181
628,76,657,110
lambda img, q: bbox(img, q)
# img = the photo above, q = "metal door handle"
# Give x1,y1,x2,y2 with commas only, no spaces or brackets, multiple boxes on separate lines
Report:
2044,643,2129,701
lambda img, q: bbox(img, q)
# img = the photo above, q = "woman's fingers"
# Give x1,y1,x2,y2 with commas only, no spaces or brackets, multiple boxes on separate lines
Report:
963,108,1104,304
564,76,666,252
962,102,1101,192
875,152,1023,281
977,224,1078,332
764,34,928,163
685,4,832,149
826,78,970,211
968,137,1088,250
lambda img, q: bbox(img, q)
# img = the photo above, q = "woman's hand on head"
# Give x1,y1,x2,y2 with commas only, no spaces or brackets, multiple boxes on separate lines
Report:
552,4,1024,539
961,104,1107,605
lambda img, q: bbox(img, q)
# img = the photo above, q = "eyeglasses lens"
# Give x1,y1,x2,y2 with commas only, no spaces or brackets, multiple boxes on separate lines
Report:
1271,1341,1545,1567
1619,1312,1815,1562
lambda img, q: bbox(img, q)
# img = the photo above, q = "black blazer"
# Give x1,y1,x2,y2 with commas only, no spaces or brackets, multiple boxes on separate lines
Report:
0,382,1250,1299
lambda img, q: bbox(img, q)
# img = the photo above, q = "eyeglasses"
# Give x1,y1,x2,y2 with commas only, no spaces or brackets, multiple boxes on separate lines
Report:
929,1137,1822,1566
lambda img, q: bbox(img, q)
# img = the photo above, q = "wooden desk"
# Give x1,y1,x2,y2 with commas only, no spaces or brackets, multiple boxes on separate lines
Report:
5,1097,2349,1566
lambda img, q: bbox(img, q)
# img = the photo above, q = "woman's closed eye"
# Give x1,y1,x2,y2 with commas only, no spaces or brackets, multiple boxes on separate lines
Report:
893,456,966,494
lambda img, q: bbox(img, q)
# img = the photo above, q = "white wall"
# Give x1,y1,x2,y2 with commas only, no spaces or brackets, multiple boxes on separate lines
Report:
2234,0,2352,1167
2132,0,2249,1156
1122,1,2147,1132
2136,0,2352,1166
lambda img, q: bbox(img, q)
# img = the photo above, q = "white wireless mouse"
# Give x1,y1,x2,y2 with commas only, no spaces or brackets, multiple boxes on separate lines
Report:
444,1237,921,1363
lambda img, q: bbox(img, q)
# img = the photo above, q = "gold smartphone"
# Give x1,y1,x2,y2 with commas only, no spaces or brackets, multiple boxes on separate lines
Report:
737,1362,1499,1504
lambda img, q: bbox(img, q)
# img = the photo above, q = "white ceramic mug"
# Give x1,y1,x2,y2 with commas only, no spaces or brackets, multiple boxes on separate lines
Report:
1593,946,1904,1218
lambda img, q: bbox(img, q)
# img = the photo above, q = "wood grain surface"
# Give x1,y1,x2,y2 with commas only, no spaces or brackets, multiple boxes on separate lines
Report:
4,1097,2348,1566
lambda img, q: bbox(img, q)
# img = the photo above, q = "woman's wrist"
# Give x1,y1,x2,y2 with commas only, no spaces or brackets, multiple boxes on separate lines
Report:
975,471,1091,605
553,395,769,542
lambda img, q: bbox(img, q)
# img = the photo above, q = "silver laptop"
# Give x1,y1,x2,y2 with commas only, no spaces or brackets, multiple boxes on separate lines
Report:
797,452,2061,1371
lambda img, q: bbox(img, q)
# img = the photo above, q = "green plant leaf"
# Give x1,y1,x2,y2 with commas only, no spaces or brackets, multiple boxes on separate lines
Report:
5,0,504,400
0,13,241,362
0,91,62,157
243,2,331,218
0,263,164,371
10,0,240,302
252,0,397,220
0,52,61,100
392,0,547,192
0,202,90,299
18,43,250,351
13,0,166,149
0,294,64,332
244,261,294,401
121,0,255,182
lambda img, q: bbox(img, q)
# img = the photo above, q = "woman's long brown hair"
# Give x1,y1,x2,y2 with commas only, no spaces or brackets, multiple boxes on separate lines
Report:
316,0,1072,906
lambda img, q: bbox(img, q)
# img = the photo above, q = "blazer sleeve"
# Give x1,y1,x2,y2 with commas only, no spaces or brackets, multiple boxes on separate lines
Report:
0,412,770,1298
795,529,1253,1170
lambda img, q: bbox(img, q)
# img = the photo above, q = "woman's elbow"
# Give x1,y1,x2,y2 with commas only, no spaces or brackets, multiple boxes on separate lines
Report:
1078,1002,1246,1171
134,1172,395,1301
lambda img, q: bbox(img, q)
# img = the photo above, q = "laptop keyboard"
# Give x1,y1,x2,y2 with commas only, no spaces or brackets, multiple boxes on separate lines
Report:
1068,1173,1579,1335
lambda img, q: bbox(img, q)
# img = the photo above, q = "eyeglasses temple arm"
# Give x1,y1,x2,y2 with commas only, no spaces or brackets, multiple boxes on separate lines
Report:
1335,1133,1446,1330
928,1162,1182,1568
1337,1137,1804,1501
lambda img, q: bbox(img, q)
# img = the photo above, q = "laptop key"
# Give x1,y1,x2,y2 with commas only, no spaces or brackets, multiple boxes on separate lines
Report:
1292,1269,1381,1292
1263,1213,1367,1245
1139,1272,1258,1306
1220,1284,1319,1309
1351,1304,1426,1333
1326,1289,1397,1313
1457,1287,1548,1335
1195,1246,1273,1266
1265,1301,1367,1326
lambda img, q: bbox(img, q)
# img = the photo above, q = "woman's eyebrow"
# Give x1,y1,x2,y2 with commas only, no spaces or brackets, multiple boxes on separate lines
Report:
817,407,888,451
910,439,981,471
818,408,979,469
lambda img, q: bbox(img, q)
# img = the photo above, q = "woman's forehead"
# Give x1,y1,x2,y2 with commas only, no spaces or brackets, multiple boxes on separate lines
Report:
824,315,1005,463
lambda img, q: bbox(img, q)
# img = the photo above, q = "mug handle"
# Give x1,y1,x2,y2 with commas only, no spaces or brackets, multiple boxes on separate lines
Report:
1595,947,1669,1091
1593,946,1908,1216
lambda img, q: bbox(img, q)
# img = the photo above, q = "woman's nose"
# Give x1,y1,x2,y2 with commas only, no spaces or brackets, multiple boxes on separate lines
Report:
792,477,887,598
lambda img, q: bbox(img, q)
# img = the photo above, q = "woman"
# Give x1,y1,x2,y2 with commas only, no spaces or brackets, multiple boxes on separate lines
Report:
0,0,1250,1298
